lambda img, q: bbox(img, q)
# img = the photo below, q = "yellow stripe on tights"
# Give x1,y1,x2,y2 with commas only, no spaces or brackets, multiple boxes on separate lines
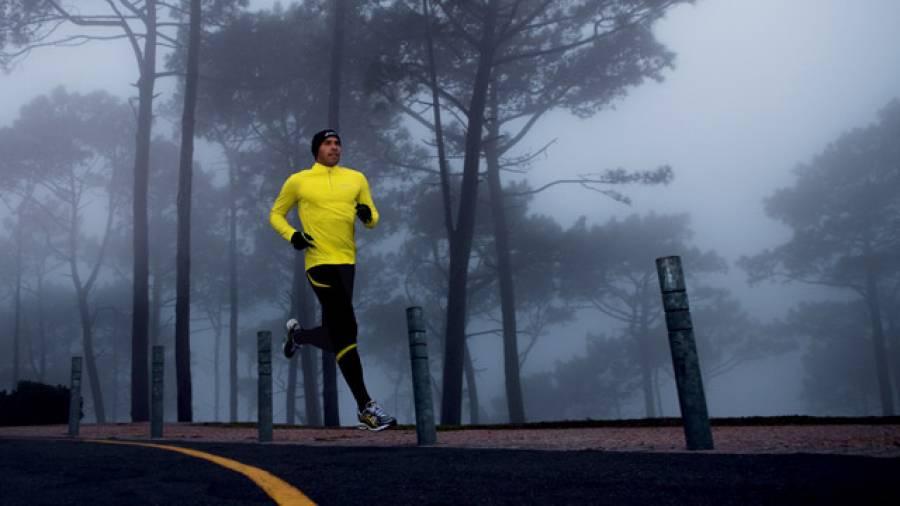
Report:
306,272,331,288
335,343,357,362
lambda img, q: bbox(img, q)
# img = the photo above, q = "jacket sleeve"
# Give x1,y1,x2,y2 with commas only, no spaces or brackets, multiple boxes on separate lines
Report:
357,173,379,229
269,175,298,241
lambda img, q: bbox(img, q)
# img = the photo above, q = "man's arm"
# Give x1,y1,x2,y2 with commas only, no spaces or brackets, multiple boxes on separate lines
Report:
356,174,379,229
269,175,298,241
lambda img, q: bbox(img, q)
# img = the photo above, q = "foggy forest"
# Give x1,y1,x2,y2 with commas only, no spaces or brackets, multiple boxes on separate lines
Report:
1,0,899,428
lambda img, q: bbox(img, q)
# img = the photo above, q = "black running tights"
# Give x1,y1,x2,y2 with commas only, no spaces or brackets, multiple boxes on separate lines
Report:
295,264,371,410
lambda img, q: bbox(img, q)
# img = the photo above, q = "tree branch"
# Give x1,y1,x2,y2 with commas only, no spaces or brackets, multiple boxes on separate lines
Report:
47,0,122,26
154,27,180,47
84,176,118,292
498,0,554,42
498,138,557,170
434,0,482,49
104,0,145,67
117,0,148,22
496,0,525,40
154,70,183,79
495,10,635,66
589,296,635,323
158,0,190,16
466,328,502,338
504,165,672,199
3,32,134,60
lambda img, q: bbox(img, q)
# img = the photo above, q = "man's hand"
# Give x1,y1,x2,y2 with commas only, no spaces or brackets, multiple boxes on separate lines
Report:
290,231,315,250
355,203,372,224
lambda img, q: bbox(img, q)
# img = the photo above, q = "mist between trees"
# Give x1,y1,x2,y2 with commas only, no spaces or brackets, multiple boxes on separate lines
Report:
1,1,898,425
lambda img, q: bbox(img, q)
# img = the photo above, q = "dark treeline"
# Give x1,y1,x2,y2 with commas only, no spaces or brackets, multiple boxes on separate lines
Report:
1,1,898,424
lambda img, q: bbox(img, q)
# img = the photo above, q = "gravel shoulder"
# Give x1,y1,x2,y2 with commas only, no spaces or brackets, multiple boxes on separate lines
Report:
2,421,899,457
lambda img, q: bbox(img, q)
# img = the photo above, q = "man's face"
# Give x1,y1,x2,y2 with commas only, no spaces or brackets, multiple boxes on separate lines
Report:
317,137,342,166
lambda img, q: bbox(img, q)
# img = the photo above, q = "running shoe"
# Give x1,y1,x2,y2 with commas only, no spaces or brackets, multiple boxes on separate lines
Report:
357,400,397,431
283,318,301,358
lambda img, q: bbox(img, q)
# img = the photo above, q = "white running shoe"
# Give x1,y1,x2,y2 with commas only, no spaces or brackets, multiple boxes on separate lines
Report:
357,400,397,432
282,318,301,358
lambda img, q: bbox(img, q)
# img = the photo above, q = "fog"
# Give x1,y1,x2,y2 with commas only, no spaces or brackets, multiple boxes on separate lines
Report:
2,0,899,425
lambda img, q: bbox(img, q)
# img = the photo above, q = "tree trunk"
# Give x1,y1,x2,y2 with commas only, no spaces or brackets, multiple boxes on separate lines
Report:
485,83,525,424
67,176,115,423
440,3,498,426
36,266,46,383
463,341,479,424
327,0,346,127
228,158,239,422
131,0,158,423
296,254,322,426
640,334,657,418
301,349,319,425
174,0,201,424
422,0,454,235
887,314,900,409
26,313,40,379
640,360,655,418
286,353,298,424
112,311,121,421
150,253,162,348
12,217,22,389
320,0,347,427
77,288,106,423
629,308,656,419
214,321,221,421
321,350,338,425
285,249,298,425
654,367,664,417
864,257,895,415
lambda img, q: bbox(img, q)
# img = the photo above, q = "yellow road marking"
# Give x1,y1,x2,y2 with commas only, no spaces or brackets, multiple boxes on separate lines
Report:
89,439,315,506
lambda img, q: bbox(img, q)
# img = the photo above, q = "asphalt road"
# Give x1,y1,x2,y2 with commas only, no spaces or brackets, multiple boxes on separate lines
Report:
1,438,898,505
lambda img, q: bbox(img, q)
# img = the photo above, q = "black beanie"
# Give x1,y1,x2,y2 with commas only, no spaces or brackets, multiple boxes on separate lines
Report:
311,129,341,159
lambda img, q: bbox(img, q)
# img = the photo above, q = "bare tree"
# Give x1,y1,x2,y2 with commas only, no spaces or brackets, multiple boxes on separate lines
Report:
1,89,133,421
0,0,172,421
740,100,900,416
173,0,202,423
374,0,686,423
320,0,348,427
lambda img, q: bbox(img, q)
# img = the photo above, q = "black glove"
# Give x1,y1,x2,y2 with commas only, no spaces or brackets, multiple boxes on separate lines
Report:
290,231,315,251
355,203,372,224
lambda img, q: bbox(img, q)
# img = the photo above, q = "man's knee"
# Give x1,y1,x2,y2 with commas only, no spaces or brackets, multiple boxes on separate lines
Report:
337,303,357,339
347,317,358,340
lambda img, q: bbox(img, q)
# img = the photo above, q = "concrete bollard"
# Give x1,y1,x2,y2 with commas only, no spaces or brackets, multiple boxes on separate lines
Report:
257,331,273,443
68,357,82,436
151,345,165,438
406,307,437,445
656,256,714,450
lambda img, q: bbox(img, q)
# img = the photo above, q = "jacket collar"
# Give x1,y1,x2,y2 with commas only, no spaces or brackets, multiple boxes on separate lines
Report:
311,162,339,171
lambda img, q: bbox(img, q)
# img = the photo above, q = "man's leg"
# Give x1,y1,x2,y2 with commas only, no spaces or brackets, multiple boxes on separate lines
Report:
282,316,333,358
287,321,332,352
309,265,371,410
309,265,396,430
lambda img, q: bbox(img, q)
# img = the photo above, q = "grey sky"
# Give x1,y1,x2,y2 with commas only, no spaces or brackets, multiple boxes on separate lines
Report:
3,0,899,419
6,0,896,298
516,0,900,416
523,0,900,314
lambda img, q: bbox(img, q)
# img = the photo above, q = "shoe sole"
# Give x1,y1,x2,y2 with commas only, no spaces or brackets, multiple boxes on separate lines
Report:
282,338,296,359
356,422,394,432
283,320,300,358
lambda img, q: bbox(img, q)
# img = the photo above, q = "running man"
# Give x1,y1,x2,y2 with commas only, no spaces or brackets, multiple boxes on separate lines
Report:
269,129,396,431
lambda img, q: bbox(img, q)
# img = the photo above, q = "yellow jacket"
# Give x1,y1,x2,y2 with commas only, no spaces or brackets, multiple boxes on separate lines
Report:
270,162,379,271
